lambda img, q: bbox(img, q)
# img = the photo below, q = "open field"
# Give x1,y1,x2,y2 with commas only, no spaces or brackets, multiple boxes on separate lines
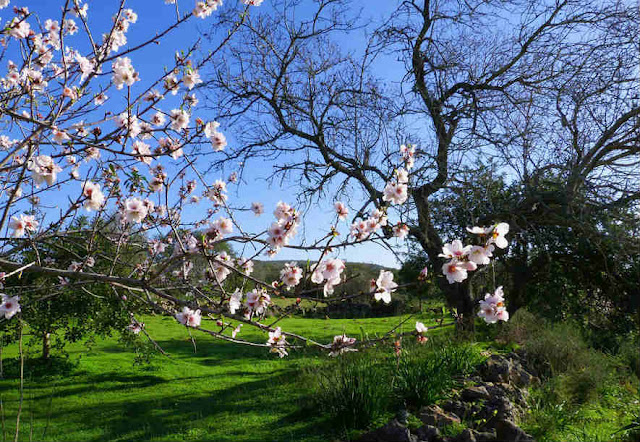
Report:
0,313,447,442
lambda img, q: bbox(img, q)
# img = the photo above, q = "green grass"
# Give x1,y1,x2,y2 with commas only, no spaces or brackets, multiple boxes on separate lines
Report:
0,313,447,441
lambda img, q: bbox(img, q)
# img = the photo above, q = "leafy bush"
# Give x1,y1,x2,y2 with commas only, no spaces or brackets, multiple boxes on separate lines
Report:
617,332,640,378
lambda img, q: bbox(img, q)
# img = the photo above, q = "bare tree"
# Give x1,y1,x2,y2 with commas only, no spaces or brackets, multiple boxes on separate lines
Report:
203,0,639,330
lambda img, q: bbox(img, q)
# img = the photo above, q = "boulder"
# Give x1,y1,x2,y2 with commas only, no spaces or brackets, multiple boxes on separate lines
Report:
461,386,491,402
419,405,461,428
451,429,476,442
471,429,497,442
358,418,417,442
495,419,535,442
479,355,513,383
414,424,442,442
442,399,469,418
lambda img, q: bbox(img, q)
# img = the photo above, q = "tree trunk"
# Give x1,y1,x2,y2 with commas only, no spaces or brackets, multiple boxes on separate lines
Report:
413,189,476,335
42,332,51,360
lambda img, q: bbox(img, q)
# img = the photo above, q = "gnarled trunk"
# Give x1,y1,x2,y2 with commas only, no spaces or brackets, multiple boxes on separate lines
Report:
413,189,476,334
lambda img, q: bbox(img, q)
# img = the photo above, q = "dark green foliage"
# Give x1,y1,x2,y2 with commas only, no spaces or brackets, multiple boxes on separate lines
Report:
502,311,640,442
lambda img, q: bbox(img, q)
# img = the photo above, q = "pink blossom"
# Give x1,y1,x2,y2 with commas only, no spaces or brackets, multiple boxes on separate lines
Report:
334,202,349,220
382,181,408,205
280,262,303,289
329,334,357,357
393,223,409,239
489,223,510,249
82,181,105,211
30,155,62,187
477,286,509,324
439,240,471,260
251,202,264,216
124,197,148,223
176,306,202,327
373,270,397,304
267,327,288,358
111,57,139,89
169,109,190,131
0,294,21,319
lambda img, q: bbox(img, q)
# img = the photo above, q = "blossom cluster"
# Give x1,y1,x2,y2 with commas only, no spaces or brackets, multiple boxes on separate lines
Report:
477,287,509,323
311,258,345,297
370,270,398,304
440,223,509,284
267,202,300,252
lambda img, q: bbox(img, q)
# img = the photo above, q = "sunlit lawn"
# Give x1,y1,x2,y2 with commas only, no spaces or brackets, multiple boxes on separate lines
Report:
0,313,447,441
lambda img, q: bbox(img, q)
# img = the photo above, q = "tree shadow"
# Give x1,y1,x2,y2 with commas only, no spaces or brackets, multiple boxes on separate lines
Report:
35,369,334,441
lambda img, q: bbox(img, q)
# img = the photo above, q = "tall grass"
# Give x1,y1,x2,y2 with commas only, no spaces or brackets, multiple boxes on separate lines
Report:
313,352,393,430
310,337,485,431
393,340,484,408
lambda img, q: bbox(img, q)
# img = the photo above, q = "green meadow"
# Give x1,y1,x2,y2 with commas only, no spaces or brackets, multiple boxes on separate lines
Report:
0,314,444,441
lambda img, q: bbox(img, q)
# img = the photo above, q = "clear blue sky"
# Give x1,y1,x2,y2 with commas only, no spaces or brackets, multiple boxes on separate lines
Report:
5,0,407,268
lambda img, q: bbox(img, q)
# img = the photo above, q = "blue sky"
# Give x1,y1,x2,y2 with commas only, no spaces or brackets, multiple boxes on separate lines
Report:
3,0,407,268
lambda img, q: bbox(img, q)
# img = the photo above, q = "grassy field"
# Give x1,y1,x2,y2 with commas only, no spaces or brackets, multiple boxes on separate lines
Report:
0,313,447,442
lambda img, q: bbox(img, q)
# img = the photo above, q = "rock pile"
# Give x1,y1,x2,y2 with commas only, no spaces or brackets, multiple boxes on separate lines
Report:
358,352,537,442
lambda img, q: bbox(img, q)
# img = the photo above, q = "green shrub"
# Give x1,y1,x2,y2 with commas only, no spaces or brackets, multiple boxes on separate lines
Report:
393,339,485,409
313,351,393,430
311,338,486,432
617,332,640,378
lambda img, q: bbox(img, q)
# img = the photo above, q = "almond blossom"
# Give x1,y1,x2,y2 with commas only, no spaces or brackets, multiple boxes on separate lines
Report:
182,69,202,89
469,244,494,265
382,181,408,205
8,214,38,238
442,260,475,284
415,321,429,343
169,109,189,131
477,286,509,324
280,262,303,289
245,288,271,316
175,306,202,327
81,181,105,211
0,294,21,319
123,197,148,223
267,327,288,358
393,222,409,239
334,202,349,220
251,202,264,216
229,289,243,314
111,57,139,89
489,223,510,249
127,321,144,334
439,240,471,260
30,155,62,187
372,270,398,304
329,334,357,357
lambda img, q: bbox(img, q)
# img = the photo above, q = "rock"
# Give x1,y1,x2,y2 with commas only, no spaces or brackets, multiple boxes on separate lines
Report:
471,429,497,442
462,386,491,402
495,419,535,442
451,429,476,442
478,355,536,388
509,359,536,388
479,355,512,383
442,400,469,418
419,405,461,428
415,424,442,442
358,418,417,442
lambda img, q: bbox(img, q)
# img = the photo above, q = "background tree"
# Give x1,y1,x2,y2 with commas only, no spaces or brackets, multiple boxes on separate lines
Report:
203,0,639,330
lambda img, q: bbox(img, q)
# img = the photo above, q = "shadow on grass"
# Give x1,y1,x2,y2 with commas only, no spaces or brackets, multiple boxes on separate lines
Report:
37,369,333,442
